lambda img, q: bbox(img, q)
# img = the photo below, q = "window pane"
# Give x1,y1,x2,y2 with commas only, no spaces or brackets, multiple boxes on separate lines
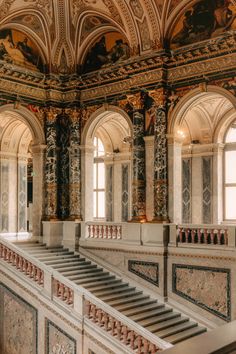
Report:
225,126,236,143
225,187,236,219
97,192,105,218
98,138,104,156
225,151,236,183
93,164,97,189
93,191,97,217
97,163,105,188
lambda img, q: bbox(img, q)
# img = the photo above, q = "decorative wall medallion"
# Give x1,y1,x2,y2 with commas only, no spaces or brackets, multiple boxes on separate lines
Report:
46,319,76,354
0,283,38,354
128,260,159,286
172,264,231,321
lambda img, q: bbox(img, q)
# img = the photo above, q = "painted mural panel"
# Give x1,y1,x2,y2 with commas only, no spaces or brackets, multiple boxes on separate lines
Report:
46,319,76,354
0,29,43,71
171,0,236,48
172,264,231,320
0,284,37,354
83,32,130,73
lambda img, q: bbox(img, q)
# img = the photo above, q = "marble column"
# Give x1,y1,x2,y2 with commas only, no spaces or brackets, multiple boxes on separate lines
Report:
144,136,154,221
213,143,224,223
149,90,169,222
68,109,82,220
44,108,58,220
80,144,94,222
128,94,146,221
31,144,46,236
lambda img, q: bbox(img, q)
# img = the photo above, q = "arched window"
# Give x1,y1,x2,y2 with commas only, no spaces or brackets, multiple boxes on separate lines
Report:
224,121,236,220
93,136,105,219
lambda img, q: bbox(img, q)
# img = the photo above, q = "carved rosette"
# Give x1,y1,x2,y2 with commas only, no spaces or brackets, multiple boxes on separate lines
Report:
44,108,58,219
149,89,168,221
129,93,146,221
67,109,82,220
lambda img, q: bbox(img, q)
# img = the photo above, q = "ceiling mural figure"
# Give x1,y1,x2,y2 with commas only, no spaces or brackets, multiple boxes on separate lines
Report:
82,31,130,73
0,29,44,71
170,0,236,48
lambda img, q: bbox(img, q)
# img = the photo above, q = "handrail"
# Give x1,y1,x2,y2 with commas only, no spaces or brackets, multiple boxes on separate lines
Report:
0,237,172,353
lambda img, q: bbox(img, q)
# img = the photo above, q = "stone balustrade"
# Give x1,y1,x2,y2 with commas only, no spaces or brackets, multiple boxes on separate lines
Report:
177,225,228,245
86,222,122,240
85,300,160,354
0,241,44,286
53,278,74,305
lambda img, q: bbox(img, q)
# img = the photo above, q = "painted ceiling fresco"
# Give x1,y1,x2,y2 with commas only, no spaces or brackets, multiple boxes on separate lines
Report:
0,0,235,71
0,29,44,71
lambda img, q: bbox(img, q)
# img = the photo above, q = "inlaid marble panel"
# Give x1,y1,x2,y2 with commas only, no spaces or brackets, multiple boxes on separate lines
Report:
202,157,212,224
172,264,231,320
46,320,76,354
106,165,113,221
122,164,129,221
18,163,27,231
128,260,159,286
182,158,191,223
1,162,9,232
0,283,37,354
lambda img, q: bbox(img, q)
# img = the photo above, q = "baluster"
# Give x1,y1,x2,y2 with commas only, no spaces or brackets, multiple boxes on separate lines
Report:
149,343,158,354
191,229,195,243
204,228,208,243
137,335,142,354
117,226,121,239
85,301,91,317
68,288,73,305
91,304,96,322
116,321,122,340
129,330,135,349
97,309,103,325
210,229,214,244
101,225,104,239
224,230,228,245
197,229,201,243
110,317,115,336
103,313,109,331
143,338,149,354
88,225,91,238
92,225,95,238
217,229,221,244
122,326,128,344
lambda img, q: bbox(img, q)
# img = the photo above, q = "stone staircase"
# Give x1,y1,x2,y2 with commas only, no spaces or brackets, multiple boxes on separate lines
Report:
17,242,207,345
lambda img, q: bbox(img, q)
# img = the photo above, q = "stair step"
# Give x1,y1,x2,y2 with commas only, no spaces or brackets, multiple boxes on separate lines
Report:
130,304,169,321
80,276,117,287
44,256,81,264
140,311,181,327
88,280,125,292
108,293,149,307
118,299,157,313
37,252,75,260
60,263,95,274
27,248,68,254
102,290,142,302
165,326,207,344
67,269,104,279
94,286,136,297
147,316,189,333
75,274,114,284
50,260,87,269
70,271,110,281
156,319,196,338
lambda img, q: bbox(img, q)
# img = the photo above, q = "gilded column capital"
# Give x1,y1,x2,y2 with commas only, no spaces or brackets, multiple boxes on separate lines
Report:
149,89,167,108
126,92,143,110
44,107,60,123
65,108,81,123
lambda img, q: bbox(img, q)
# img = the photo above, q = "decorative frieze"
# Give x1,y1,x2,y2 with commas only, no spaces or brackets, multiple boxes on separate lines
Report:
172,264,231,321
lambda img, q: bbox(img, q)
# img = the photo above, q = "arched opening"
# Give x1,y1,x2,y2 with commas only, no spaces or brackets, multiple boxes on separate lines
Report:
0,106,45,239
82,108,132,222
169,88,236,224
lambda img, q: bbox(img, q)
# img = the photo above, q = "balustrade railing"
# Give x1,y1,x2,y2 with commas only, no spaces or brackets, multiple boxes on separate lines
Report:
177,225,228,245
86,222,122,240
0,241,44,286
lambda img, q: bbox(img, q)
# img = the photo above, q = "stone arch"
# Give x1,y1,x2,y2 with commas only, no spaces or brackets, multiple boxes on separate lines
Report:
0,104,45,239
81,105,132,222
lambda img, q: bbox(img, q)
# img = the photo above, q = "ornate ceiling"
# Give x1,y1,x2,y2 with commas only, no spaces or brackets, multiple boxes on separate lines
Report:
1,0,235,71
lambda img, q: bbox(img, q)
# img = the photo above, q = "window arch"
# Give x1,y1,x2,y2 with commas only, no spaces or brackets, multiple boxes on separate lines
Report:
224,121,236,220
93,136,105,219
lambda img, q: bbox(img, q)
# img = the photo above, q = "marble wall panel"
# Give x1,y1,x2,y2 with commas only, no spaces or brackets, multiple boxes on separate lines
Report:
0,283,37,354
128,260,159,286
122,164,129,221
172,264,231,320
202,156,212,224
1,162,9,232
18,163,27,232
106,165,113,222
182,158,191,223
46,319,76,354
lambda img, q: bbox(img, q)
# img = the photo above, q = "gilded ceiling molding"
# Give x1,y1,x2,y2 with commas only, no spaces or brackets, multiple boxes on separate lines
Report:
23,0,53,23
142,0,161,45
116,0,139,48
0,0,15,21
